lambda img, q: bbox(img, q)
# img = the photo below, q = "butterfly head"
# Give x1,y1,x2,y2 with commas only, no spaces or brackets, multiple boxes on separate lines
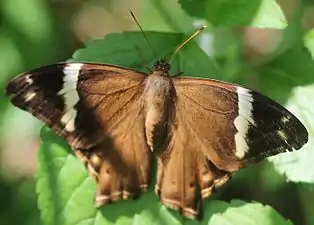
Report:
153,58,171,76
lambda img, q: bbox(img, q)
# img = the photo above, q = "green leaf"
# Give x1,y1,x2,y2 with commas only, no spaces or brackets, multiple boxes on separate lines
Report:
205,200,292,225
261,29,314,183
71,31,223,79
179,0,287,28
236,22,314,103
139,0,194,32
250,0,287,28
268,86,314,184
253,43,314,103
1,0,53,41
37,128,94,225
269,85,314,183
304,28,314,59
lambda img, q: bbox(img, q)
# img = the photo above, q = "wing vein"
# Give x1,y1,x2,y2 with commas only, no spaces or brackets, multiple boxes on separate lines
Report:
107,92,143,133
180,92,235,115
80,84,140,95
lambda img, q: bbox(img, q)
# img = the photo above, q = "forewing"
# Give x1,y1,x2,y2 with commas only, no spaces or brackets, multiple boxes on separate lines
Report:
155,77,308,219
6,62,152,204
173,77,308,167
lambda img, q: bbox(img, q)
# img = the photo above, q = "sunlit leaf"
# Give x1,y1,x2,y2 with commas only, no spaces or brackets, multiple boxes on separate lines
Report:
304,29,314,59
205,200,292,225
179,0,287,28
250,29,314,183
251,0,287,28
71,31,222,79
269,85,314,183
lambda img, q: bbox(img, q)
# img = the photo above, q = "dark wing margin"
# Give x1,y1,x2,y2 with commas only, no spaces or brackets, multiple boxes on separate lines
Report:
243,89,308,162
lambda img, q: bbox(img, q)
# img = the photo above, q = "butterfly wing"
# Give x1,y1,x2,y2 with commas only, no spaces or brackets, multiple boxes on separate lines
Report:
6,63,152,204
155,77,308,219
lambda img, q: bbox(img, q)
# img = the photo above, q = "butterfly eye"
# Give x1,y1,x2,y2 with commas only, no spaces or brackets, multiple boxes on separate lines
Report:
153,60,161,69
164,62,171,72
153,58,171,73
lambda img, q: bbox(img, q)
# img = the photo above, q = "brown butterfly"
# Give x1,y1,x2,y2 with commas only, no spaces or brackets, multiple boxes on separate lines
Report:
6,25,308,219
6,57,308,219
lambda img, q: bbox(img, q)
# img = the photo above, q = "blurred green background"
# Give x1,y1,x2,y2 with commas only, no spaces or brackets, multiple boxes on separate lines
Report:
0,0,314,224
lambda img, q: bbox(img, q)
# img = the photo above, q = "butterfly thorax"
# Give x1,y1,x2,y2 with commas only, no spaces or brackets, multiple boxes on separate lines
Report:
144,73,174,153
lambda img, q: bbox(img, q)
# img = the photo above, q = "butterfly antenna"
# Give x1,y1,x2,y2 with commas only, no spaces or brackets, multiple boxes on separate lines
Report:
129,10,158,60
169,25,207,62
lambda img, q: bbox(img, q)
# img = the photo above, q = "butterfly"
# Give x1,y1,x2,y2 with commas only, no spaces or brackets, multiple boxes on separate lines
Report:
6,48,308,219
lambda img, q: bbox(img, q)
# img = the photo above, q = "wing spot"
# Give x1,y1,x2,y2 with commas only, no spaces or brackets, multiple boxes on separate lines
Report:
234,87,254,159
24,92,36,102
87,164,98,177
281,116,290,123
25,74,33,84
61,108,77,132
213,174,230,188
90,153,102,171
277,129,288,140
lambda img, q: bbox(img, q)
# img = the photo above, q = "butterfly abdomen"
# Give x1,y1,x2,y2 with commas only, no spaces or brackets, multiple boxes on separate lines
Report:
144,74,175,153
